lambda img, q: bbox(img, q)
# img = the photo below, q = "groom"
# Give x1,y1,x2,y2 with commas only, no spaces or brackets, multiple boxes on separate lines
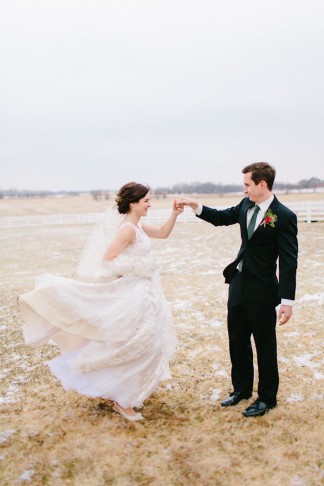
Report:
177,163,298,417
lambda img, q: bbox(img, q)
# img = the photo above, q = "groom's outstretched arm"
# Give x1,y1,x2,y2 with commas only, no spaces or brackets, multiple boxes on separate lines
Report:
176,197,241,227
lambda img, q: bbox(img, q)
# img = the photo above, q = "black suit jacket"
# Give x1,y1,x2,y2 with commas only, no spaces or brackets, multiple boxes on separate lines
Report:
197,196,298,306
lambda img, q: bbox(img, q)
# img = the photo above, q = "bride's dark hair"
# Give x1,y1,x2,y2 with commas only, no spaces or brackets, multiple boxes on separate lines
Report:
115,182,150,214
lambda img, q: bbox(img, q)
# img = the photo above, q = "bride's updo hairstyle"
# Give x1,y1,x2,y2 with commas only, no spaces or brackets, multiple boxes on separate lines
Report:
115,182,150,214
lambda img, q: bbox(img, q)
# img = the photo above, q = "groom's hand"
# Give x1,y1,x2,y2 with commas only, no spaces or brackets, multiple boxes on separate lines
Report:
174,198,185,210
278,305,293,325
175,197,199,210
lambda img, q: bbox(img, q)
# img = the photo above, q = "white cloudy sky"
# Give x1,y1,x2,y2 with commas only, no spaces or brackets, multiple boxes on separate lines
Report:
1,0,323,191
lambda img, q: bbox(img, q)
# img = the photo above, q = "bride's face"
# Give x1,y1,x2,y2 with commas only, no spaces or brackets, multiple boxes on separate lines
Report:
133,192,151,216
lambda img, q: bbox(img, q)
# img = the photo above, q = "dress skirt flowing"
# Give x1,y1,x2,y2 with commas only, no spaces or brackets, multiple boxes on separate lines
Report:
19,225,176,408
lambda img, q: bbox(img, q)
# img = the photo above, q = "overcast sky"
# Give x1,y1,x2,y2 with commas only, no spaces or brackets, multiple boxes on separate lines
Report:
1,0,323,191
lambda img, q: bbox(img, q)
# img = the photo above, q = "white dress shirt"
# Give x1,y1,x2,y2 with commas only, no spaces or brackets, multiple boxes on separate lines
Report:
194,198,294,306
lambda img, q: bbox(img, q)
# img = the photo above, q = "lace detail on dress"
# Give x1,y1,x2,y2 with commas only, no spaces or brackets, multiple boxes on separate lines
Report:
118,222,151,248
102,255,157,278
102,222,155,277
73,320,156,372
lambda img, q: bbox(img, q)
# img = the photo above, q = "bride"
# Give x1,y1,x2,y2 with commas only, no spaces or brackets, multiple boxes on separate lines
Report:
19,182,183,421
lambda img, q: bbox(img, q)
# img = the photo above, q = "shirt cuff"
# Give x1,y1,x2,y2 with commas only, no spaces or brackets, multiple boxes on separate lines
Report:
281,299,294,306
194,204,203,216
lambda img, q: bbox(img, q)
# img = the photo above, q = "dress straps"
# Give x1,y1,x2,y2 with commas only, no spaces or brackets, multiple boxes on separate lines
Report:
118,222,140,232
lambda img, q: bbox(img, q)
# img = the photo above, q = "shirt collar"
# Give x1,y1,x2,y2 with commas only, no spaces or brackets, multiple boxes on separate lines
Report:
257,194,274,213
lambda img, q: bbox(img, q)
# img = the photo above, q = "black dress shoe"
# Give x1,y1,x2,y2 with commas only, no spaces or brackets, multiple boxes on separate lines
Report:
221,391,252,407
242,399,277,417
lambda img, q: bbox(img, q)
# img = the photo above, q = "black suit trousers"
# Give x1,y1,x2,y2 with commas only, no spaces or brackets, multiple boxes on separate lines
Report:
227,271,279,404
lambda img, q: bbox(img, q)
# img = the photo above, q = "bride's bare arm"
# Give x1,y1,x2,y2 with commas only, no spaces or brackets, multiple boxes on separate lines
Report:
142,201,183,239
102,226,135,260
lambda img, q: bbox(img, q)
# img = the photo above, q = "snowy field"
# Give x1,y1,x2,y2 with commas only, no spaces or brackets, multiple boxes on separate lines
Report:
0,200,323,485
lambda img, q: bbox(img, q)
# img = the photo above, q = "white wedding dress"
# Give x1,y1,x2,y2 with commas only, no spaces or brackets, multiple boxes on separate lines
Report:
19,223,176,408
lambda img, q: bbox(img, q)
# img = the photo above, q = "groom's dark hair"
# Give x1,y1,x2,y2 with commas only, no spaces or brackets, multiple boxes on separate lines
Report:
242,162,276,190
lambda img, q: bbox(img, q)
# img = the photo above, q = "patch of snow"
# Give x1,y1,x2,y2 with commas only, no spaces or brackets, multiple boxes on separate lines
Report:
0,368,11,378
176,323,195,330
286,393,304,402
210,389,222,401
201,269,217,275
214,370,228,377
293,353,320,368
188,348,203,357
0,384,20,404
314,371,324,380
171,299,192,310
190,311,206,322
207,319,223,328
206,345,222,353
19,469,35,482
8,354,23,362
310,393,324,400
0,429,16,444
299,292,324,303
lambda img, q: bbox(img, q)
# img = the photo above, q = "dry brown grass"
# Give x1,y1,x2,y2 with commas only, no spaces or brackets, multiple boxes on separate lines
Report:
0,195,323,485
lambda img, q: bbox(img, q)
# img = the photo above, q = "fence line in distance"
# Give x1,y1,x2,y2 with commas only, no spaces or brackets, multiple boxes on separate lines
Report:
1,201,324,228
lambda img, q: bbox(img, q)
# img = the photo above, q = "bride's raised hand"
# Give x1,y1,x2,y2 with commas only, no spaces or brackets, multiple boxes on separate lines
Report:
173,200,184,215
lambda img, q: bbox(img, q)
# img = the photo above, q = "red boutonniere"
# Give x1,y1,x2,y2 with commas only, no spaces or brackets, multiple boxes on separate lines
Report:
260,209,277,228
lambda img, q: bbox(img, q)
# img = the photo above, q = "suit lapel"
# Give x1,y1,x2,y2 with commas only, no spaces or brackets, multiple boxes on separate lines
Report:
252,195,279,237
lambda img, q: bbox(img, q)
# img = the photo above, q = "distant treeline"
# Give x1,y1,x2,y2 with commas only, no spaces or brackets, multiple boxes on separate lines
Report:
154,177,324,195
0,177,323,199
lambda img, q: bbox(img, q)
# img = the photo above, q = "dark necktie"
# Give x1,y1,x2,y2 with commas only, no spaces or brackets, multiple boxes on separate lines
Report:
247,205,260,239
238,204,261,271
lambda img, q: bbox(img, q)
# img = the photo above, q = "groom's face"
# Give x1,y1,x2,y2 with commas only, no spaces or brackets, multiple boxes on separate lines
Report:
243,172,263,203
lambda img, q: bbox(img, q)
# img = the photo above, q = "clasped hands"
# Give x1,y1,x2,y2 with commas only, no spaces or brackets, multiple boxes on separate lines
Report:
173,197,198,213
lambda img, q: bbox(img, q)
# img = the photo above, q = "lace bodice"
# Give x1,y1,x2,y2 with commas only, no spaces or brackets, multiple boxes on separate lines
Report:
102,223,156,278
118,223,151,256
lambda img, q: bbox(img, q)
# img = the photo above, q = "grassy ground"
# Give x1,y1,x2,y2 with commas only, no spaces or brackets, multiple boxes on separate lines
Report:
0,195,323,485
